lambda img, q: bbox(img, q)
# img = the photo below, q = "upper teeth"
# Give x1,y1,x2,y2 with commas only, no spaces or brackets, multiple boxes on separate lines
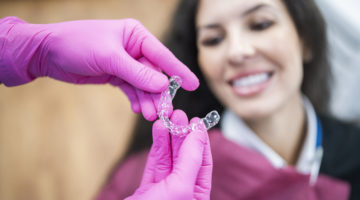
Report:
233,73,270,87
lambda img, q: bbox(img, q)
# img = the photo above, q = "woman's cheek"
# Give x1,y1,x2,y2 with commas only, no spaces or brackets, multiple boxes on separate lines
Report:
198,50,221,80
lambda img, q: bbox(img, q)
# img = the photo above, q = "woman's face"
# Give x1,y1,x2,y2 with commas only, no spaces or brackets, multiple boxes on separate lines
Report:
196,0,306,120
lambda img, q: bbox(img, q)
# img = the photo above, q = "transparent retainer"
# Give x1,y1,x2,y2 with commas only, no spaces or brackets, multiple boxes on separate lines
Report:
157,76,220,137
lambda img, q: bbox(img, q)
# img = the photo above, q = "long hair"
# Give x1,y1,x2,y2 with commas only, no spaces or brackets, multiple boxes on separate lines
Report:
121,0,331,161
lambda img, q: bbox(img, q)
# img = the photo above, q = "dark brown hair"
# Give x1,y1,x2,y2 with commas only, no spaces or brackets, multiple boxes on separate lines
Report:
123,0,331,159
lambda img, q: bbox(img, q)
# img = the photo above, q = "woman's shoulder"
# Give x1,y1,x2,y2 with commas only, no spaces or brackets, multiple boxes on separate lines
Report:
320,115,360,135
97,150,149,200
319,115,360,184
320,114,360,153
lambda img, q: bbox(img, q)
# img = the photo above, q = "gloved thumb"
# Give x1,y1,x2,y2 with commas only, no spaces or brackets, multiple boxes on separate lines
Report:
170,129,207,185
140,119,171,185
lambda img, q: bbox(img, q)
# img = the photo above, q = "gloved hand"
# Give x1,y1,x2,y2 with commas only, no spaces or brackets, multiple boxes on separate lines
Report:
126,110,213,200
0,17,198,120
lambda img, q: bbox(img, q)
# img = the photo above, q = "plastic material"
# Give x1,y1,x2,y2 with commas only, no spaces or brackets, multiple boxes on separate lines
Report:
157,76,220,136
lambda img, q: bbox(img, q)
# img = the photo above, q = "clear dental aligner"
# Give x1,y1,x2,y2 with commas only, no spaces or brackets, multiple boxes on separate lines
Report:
157,76,220,137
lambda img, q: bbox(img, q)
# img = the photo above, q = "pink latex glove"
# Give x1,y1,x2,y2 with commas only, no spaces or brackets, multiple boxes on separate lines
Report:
126,110,213,200
0,17,198,120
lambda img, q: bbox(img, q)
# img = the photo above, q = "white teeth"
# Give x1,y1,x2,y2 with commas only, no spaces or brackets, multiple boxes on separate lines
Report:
233,73,270,87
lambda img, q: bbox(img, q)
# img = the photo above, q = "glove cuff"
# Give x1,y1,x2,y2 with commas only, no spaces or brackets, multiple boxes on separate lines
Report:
0,16,49,86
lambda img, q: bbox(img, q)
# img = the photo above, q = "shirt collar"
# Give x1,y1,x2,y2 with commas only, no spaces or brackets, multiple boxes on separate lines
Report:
221,96,318,174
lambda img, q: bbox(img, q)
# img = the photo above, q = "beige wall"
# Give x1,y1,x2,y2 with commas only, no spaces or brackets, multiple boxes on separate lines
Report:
0,0,178,199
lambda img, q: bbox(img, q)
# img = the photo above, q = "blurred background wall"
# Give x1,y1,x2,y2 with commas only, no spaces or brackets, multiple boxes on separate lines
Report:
315,0,360,123
0,0,178,199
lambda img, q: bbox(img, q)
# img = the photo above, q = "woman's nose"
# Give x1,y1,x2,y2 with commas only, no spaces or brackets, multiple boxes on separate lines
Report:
227,33,256,65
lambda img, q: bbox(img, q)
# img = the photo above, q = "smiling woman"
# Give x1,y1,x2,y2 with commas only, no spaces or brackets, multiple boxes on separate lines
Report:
100,0,360,199
196,0,307,165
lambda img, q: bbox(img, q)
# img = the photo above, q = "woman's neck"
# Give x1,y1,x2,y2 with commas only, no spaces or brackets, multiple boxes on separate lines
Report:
245,94,306,165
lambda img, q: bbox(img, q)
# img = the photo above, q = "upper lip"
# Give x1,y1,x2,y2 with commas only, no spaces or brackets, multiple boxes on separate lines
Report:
228,69,273,83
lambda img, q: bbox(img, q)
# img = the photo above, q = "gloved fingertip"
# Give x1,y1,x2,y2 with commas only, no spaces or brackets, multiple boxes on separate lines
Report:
152,119,167,131
131,102,141,114
152,119,170,140
170,109,188,125
144,111,157,121
189,117,201,124
181,74,199,91
151,73,169,92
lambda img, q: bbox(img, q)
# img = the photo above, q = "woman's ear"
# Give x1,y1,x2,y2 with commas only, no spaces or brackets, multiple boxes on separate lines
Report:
302,42,313,63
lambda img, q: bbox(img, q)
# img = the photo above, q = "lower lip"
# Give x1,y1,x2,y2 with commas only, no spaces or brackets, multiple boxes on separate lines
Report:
231,74,272,97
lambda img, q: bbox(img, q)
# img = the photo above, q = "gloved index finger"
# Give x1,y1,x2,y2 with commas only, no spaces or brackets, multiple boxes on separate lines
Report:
141,33,199,91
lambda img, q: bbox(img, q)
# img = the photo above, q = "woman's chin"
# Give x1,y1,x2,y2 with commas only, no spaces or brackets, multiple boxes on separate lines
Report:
232,105,277,121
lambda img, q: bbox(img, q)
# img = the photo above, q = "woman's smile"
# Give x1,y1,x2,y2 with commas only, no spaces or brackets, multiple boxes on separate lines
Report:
229,70,274,97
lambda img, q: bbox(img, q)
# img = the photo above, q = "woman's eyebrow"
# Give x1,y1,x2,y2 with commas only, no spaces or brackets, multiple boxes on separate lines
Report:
242,4,270,17
197,3,271,32
197,24,221,32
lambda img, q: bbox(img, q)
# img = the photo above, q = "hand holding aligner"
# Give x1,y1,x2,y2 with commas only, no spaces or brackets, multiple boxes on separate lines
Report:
157,76,220,137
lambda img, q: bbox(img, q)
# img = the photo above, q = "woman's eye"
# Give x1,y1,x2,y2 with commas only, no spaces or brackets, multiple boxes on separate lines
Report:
201,37,223,46
250,21,274,31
